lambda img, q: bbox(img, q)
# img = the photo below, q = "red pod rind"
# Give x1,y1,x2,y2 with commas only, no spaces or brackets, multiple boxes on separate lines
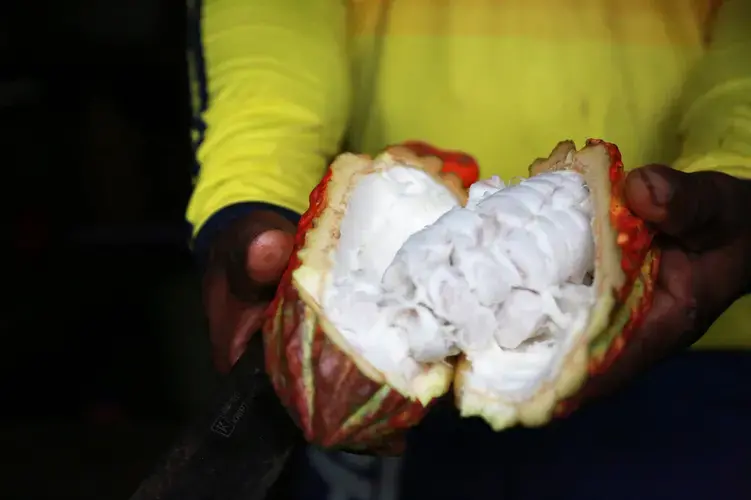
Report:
455,139,660,429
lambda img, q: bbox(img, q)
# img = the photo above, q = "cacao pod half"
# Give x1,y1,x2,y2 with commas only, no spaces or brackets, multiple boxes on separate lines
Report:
454,139,659,429
263,144,480,453
264,139,658,451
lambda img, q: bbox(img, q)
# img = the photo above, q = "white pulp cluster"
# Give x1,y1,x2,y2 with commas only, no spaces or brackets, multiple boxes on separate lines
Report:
383,171,595,361
322,166,596,395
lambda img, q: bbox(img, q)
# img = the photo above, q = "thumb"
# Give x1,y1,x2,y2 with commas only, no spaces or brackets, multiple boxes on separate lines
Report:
247,229,295,284
624,165,744,247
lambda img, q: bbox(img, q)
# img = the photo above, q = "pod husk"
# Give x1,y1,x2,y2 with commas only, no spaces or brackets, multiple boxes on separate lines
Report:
454,139,660,430
263,144,479,453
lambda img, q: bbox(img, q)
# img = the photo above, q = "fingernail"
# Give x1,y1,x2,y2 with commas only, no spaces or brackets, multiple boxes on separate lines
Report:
639,168,673,207
255,242,285,265
248,231,293,283
249,231,286,267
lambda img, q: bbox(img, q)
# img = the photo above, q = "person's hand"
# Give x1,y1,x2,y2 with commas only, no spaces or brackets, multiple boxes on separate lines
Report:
574,165,751,402
203,211,296,374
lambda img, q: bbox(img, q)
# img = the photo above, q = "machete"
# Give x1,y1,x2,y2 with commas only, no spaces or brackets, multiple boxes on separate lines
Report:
129,334,302,500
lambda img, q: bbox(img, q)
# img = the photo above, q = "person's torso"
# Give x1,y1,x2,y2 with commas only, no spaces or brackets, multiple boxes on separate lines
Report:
345,0,749,348
346,0,716,169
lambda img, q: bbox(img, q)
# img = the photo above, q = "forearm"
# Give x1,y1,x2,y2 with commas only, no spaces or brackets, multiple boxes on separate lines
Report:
186,0,351,254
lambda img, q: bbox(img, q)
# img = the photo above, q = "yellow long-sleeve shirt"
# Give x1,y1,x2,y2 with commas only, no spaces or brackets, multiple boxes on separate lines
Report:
187,0,751,349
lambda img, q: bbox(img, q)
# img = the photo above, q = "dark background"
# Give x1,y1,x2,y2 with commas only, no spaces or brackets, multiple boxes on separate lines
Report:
1,1,216,498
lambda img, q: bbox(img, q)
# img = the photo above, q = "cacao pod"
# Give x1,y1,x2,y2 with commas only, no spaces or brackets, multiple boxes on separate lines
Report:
264,139,658,451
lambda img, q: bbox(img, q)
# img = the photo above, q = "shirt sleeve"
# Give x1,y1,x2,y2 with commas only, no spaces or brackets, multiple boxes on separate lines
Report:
673,0,751,179
186,0,350,253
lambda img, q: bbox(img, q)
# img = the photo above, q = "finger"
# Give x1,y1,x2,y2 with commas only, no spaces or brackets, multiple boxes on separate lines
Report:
691,241,751,329
653,245,695,314
228,303,270,369
625,166,745,248
630,288,691,355
624,165,699,235
629,246,697,353
247,229,295,284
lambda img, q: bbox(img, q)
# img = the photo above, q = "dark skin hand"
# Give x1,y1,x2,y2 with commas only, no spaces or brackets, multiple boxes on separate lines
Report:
573,164,751,403
203,211,296,374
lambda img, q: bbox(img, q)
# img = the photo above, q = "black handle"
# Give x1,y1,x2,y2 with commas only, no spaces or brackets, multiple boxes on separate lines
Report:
129,334,302,500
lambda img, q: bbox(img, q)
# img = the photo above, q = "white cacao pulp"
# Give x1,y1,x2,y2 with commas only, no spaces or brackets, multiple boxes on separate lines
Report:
319,165,462,400
382,171,596,399
296,151,599,410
